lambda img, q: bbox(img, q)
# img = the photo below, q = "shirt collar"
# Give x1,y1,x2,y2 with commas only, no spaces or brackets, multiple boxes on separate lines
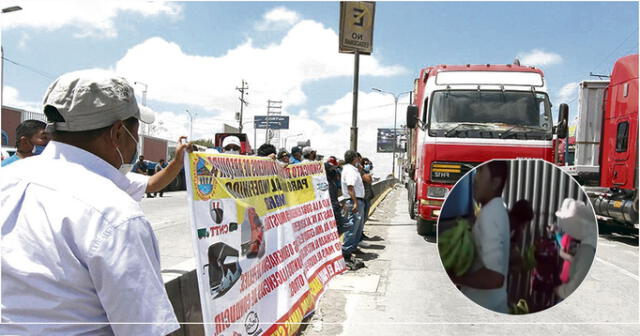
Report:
40,141,131,193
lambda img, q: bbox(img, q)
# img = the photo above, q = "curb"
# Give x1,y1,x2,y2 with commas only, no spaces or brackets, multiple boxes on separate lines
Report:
368,183,396,217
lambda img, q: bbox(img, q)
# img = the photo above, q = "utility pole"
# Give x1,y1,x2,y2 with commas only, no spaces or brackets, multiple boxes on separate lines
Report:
236,79,249,133
265,100,282,145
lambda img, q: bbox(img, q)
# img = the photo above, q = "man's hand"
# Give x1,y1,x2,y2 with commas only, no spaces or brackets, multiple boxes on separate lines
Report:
173,136,193,164
351,200,359,213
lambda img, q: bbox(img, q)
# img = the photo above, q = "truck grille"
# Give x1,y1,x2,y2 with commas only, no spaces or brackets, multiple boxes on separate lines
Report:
430,162,478,184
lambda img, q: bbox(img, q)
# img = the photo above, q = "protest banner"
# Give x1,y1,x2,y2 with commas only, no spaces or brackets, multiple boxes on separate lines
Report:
184,153,346,336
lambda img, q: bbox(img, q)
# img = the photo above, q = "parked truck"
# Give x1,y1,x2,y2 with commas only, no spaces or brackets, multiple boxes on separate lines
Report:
564,54,638,228
405,62,569,235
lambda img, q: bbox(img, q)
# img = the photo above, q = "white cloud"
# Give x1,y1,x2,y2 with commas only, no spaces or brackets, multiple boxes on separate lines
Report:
113,18,406,148
517,49,563,67
3,86,41,112
557,82,579,103
256,7,301,31
0,0,182,38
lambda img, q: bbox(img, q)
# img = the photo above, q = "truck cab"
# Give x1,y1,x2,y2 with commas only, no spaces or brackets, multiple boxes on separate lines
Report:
405,63,567,235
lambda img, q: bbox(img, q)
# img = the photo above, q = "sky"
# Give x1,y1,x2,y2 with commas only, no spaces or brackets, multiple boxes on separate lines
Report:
1,0,638,177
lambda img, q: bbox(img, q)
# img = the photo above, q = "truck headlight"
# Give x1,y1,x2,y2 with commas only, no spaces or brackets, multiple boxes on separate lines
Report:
427,186,449,199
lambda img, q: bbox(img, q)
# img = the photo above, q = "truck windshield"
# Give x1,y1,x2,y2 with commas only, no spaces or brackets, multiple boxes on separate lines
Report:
428,90,552,139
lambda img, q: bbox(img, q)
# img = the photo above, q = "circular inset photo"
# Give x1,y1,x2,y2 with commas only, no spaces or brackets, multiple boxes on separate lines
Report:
437,159,597,314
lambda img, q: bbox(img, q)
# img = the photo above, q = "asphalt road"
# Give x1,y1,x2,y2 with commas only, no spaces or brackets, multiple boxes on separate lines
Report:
300,186,639,336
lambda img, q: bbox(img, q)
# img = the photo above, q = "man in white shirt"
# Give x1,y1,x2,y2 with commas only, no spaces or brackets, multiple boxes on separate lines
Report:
0,70,179,335
340,150,366,270
451,160,510,313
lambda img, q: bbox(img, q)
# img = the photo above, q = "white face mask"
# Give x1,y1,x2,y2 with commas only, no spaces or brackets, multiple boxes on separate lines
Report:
113,124,139,175
226,150,240,155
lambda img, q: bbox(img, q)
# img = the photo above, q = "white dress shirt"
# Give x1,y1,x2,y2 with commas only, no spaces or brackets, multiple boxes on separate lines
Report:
461,197,510,313
0,141,179,335
341,163,365,199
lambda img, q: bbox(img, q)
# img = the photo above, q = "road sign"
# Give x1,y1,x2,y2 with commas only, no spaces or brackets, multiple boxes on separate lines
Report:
339,1,375,55
377,128,405,153
254,115,290,130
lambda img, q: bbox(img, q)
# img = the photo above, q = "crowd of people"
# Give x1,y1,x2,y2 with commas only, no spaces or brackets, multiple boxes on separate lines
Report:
0,70,382,334
218,135,379,271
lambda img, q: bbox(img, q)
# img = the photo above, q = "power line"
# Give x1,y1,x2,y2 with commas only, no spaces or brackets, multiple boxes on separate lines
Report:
2,56,55,80
592,27,639,74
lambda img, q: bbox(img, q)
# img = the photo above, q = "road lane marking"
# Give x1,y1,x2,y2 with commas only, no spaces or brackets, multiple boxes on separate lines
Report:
595,257,639,280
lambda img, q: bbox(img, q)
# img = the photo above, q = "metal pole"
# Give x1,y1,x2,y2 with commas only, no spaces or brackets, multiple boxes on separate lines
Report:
392,95,398,178
350,50,360,151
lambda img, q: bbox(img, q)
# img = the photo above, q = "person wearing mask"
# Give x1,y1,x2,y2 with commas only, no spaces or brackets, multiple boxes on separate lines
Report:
450,160,510,313
359,157,375,244
301,146,316,162
290,146,302,164
341,150,366,270
222,136,242,154
1,119,49,167
0,69,179,335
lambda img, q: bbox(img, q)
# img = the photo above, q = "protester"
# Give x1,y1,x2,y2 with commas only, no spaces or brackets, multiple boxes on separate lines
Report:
277,149,290,165
134,155,155,198
153,158,168,197
340,150,366,270
222,135,242,154
554,198,597,300
1,119,48,167
325,161,344,233
302,146,316,162
451,160,510,313
290,146,302,164
360,157,375,241
0,69,179,335
257,143,277,159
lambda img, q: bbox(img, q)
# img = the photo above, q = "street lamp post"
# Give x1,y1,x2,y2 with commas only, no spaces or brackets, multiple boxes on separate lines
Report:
185,109,196,140
1,6,23,123
372,88,411,179
283,133,303,150
133,81,148,135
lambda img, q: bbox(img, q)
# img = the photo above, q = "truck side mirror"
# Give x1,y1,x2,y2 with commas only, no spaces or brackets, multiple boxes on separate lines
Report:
556,103,569,139
406,105,418,129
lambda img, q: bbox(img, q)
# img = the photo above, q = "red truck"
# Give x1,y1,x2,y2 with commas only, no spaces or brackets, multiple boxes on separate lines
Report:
405,62,569,235
565,54,638,228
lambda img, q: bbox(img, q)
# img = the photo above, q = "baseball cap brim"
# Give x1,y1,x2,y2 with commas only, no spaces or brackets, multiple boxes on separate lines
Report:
138,105,155,124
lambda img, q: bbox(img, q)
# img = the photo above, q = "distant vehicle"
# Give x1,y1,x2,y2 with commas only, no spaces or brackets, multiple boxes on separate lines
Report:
1,147,17,161
563,54,638,229
404,61,568,235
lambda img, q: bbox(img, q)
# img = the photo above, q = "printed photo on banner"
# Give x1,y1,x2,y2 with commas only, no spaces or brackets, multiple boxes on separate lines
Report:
185,153,347,336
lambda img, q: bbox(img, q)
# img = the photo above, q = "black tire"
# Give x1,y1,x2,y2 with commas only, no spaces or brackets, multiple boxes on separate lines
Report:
417,218,435,236
408,181,417,220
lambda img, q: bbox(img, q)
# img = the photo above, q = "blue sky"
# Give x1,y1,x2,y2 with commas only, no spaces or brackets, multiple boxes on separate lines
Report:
1,1,637,175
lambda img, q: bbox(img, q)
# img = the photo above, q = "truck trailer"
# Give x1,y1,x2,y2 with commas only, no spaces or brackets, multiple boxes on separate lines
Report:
564,54,638,228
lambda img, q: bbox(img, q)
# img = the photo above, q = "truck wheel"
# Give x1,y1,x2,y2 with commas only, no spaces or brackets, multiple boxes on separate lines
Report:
409,200,416,220
417,218,435,236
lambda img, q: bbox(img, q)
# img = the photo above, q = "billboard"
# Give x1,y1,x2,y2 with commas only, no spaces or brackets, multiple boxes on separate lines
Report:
377,128,405,153
254,115,290,130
